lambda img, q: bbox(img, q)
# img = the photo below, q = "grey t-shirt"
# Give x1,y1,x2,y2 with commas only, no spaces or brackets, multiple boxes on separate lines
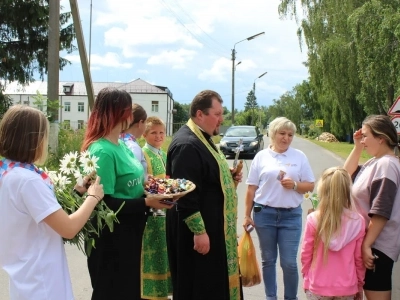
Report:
353,155,400,261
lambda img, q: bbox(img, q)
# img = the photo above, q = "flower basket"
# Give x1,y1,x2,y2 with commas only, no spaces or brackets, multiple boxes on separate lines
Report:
144,176,196,199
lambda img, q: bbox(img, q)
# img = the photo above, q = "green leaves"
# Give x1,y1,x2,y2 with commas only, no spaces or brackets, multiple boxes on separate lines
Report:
277,0,400,139
0,0,76,85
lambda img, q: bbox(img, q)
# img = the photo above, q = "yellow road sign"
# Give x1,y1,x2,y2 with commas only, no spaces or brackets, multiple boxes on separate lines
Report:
315,119,324,127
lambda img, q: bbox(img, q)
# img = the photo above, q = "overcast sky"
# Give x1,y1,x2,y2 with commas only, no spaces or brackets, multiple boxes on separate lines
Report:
59,0,308,110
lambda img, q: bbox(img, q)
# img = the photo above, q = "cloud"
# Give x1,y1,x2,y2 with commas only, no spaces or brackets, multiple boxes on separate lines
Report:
59,0,309,109
197,57,258,82
198,57,230,82
64,52,133,69
147,49,197,69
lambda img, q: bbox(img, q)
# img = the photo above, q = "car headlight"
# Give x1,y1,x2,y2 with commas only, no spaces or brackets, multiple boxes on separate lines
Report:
220,141,227,147
250,141,259,146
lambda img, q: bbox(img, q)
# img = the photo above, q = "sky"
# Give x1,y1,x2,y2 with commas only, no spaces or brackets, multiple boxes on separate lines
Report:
58,0,308,111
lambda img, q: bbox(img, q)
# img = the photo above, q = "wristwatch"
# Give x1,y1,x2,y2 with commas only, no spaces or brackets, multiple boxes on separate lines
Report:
292,181,298,191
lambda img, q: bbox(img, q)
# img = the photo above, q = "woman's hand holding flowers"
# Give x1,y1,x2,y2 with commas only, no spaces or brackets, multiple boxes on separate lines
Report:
86,176,104,203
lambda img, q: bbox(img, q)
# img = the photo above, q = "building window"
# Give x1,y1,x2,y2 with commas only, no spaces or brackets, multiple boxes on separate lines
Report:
63,120,71,129
23,101,29,105
151,101,159,113
78,102,84,112
78,120,84,129
64,102,71,112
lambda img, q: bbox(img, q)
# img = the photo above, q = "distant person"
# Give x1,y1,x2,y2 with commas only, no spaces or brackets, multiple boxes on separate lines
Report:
0,105,104,300
301,167,365,300
243,116,315,300
119,103,148,178
166,90,243,300
81,88,173,300
344,115,400,300
140,116,172,299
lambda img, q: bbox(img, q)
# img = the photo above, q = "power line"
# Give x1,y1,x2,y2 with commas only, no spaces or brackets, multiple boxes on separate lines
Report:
158,0,229,59
169,0,227,54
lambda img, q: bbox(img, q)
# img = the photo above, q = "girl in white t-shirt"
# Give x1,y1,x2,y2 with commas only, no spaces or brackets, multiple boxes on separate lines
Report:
0,105,104,300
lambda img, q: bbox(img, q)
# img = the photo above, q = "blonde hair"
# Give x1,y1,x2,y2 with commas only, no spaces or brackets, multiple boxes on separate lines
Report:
144,116,165,134
312,167,354,265
0,105,49,165
268,117,297,142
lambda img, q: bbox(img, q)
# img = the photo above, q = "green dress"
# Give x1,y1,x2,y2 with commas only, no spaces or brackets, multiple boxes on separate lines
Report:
141,144,172,299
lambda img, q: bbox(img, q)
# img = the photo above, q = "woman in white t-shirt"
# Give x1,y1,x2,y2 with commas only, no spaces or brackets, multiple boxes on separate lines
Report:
344,115,400,300
0,105,104,300
243,117,315,300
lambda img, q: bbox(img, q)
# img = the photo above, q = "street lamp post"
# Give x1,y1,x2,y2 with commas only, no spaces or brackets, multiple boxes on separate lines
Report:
231,32,265,124
253,71,268,126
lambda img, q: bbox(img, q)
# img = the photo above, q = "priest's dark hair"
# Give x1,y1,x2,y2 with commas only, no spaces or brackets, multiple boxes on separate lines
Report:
190,90,223,117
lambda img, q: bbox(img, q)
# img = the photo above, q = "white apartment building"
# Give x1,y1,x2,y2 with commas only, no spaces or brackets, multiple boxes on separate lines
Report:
4,78,176,135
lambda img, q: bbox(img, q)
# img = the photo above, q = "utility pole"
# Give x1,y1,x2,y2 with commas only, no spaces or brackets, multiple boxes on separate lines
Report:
47,0,60,120
69,0,95,110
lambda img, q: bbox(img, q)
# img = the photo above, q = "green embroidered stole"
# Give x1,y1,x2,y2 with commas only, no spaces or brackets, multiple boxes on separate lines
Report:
186,119,241,300
142,146,166,178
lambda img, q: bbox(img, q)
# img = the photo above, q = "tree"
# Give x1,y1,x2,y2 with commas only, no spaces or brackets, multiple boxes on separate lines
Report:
244,89,258,125
173,102,189,123
0,87,13,118
348,0,400,115
278,0,400,138
223,106,230,115
278,0,367,137
1,0,76,85
32,91,61,122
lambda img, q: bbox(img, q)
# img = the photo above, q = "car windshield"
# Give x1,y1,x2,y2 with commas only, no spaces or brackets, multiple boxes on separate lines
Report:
225,127,257,137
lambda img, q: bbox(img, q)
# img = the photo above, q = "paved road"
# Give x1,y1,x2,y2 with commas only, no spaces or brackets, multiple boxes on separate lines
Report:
2,135,400,299
235,135,345,300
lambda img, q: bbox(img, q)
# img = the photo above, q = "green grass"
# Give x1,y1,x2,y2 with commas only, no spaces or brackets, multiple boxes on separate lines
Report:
307,139,372,163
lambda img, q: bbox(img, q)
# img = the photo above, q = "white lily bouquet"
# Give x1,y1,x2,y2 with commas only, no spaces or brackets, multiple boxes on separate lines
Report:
304,191,319,210
46,151,123,256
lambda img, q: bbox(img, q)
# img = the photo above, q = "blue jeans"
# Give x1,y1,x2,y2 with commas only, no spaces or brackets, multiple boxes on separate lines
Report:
253,204,302,300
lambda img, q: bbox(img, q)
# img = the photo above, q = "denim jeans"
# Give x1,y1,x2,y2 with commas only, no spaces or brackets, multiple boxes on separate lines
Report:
253,204,302,300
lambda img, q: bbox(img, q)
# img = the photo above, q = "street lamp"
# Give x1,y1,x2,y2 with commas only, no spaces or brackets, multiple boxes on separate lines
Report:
253,71,268,126
253,71,268,95
231,32,265,124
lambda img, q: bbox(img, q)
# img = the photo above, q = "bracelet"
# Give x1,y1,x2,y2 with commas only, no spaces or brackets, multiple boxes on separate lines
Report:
87,194,102,202
73,188,83,197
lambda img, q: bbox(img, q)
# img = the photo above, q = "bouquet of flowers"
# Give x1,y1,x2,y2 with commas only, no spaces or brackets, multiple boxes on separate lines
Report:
46,150,123,256
304,191,319,210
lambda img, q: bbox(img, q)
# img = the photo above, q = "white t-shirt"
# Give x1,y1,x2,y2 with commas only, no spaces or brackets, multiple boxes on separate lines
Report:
246,146,315,208
0,168,74,300
123,139,147,177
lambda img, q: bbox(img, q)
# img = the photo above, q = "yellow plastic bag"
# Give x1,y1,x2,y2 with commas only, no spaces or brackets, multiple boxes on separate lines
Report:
238,231,262,287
